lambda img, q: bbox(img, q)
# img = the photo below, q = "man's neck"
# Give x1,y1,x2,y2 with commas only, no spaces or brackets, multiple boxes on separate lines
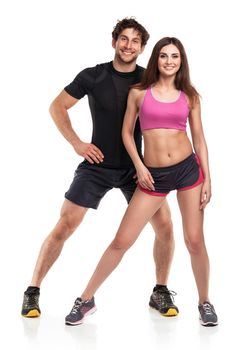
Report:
112,58,137,73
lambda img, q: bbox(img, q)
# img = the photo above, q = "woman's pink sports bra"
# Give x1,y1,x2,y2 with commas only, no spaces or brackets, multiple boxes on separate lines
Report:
139,87,190,131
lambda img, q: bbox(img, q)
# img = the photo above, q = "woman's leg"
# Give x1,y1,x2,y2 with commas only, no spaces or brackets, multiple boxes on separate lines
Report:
177,184,210,303
81,189,166,299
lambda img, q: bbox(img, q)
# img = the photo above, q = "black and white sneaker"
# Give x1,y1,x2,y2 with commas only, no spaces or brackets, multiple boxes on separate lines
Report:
21,287,41,318
149,286,179,317
198,301,218,326
65,297,96,326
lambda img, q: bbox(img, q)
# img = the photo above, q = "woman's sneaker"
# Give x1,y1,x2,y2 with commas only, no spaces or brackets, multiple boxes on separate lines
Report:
65,297,97,326
198,301,218,326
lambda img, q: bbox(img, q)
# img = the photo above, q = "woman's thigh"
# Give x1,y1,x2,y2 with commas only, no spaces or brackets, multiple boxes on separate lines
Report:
177,184,204,240
114,188,166,246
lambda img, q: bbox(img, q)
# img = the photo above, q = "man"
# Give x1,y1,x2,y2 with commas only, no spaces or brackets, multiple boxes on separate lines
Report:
21,18,178,323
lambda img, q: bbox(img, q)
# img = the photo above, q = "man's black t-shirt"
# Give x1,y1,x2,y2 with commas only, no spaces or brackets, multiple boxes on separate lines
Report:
64,62,144,168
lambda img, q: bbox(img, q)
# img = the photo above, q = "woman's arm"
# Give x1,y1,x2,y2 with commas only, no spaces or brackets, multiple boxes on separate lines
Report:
189,97,211,209
122,89,154,190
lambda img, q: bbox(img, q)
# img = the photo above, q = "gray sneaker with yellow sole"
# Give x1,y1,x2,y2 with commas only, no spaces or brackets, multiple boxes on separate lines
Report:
149,286,179,316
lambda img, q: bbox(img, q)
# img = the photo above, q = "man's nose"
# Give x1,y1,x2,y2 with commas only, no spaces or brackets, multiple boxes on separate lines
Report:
125,41,132,49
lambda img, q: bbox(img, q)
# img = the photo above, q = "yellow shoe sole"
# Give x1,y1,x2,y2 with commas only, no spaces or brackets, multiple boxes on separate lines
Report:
22,309,41,318
162,308,178,317
150,306,178,317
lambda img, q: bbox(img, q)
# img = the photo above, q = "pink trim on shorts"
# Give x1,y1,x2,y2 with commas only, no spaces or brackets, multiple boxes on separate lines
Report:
178,161,204,192
138,185,168,197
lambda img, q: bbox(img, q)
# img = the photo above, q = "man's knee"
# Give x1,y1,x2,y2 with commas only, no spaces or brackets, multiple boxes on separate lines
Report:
153,218,173,241
51,203,87,242
151,201,173,240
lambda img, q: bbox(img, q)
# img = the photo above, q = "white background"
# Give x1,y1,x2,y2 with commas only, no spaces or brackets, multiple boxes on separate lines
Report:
1,0,240,349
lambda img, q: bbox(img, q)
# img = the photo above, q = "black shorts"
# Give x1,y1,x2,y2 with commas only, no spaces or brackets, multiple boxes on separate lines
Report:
139,153,204,197
65,162,137,209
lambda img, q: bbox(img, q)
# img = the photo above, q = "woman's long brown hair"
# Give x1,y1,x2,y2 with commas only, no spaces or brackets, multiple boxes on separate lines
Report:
135,37,199,107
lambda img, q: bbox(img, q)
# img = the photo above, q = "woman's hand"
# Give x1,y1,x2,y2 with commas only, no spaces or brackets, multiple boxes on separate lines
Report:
200,179,211,209
135,164,155,191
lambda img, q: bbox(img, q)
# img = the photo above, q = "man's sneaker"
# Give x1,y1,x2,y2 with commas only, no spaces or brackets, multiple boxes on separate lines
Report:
198,301,218,326
149,286,179,317
65,297,97,326
21,287,41,317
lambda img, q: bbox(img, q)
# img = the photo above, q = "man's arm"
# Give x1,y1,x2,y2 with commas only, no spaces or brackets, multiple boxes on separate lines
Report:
49,90,104,164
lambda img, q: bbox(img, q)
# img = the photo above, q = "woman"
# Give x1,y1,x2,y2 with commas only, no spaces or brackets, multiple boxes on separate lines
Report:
65,37,218,327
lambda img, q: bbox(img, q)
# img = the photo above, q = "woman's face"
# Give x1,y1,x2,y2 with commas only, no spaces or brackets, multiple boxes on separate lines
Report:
158,44,181,78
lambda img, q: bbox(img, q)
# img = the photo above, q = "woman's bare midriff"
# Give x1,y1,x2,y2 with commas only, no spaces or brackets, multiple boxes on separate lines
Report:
143,128,193,167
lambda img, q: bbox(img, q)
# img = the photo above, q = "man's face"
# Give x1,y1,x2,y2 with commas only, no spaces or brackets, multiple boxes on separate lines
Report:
112,28,144,64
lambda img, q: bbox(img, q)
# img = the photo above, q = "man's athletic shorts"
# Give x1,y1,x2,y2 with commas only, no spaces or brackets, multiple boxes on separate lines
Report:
65,162,137,209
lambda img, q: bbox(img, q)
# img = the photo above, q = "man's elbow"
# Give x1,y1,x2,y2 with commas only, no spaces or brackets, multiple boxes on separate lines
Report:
49,99,64,120
49,100,57,117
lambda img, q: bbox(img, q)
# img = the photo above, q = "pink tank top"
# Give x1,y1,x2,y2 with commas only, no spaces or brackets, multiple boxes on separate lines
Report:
139,87,189,131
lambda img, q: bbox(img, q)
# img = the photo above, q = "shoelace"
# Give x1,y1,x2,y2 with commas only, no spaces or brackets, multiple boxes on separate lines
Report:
71,299,84,315
25,293,38,306
155,290,177,304
202,303,213,315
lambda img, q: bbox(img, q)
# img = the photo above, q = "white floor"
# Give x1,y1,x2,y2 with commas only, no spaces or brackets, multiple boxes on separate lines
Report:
18,305,222,350
2,286,232,350
1,189,238,350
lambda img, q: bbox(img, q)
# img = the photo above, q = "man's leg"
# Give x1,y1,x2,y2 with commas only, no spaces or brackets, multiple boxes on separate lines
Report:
150,200,174,285
149,200,179,316
31,199,88,286
21,199,88,317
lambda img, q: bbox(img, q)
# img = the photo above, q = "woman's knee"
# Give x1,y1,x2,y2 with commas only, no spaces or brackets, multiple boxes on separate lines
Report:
184,233,205,254
110,236,133,252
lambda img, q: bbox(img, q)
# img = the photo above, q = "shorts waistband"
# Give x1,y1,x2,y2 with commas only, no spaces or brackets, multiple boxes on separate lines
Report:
147,153,195,172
